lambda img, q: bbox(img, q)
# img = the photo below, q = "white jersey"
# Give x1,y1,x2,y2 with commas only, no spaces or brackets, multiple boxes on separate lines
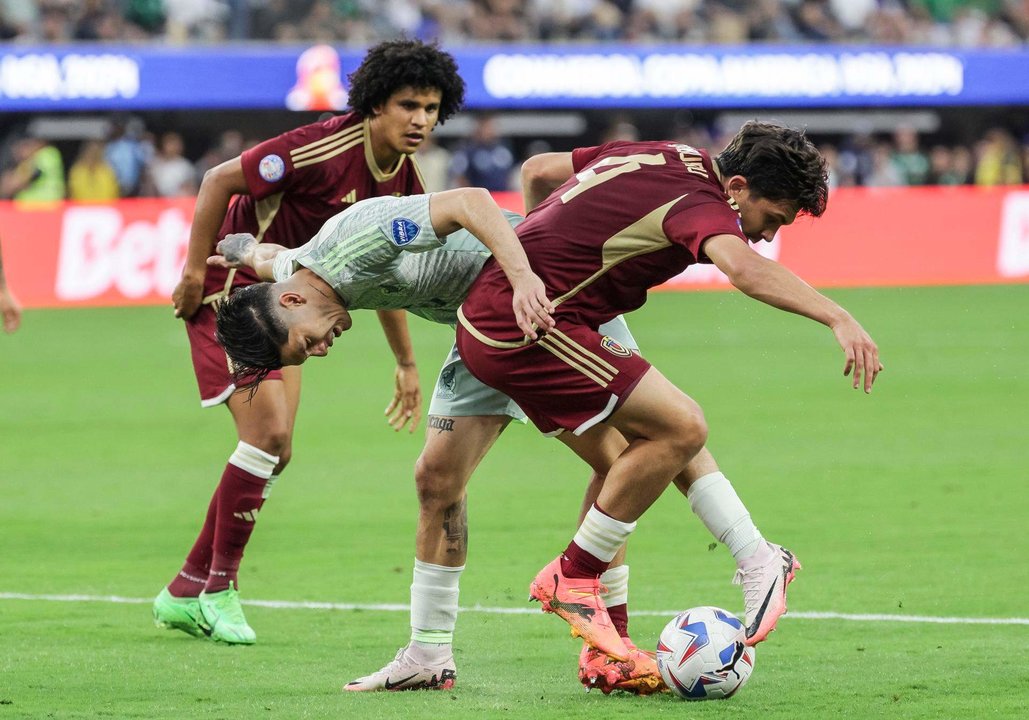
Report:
271,194,507,325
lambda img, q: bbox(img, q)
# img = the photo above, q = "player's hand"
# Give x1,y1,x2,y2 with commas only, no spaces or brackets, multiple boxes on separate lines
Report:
510,271,555,341
831,316,883,393
172,274,205,320
0,289,22,333
209,233,258,269
385,362,422,433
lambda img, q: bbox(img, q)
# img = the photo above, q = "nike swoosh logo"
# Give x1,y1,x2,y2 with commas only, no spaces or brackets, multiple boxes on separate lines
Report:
384,673,419,690
746,584,777,638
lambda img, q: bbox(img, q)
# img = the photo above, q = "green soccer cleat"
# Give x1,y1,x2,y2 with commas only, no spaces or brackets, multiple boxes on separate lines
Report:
198,582,256,645
152,587,208,638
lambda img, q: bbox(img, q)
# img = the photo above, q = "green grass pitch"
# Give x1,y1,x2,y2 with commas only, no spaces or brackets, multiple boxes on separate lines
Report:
1,284,1027,719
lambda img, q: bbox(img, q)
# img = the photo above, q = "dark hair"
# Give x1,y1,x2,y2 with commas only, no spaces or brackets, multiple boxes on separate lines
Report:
215,283,288,393
347,39,465,124
715,121,829,217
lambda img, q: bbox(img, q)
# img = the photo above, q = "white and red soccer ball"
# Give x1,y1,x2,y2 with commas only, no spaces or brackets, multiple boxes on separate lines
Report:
656,606,755,700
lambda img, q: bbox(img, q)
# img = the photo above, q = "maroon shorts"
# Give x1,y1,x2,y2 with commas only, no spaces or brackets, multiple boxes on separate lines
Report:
455,321,651,435
185,300,283,407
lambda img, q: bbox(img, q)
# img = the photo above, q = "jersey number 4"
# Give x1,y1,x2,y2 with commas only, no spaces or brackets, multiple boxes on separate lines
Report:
560,153,667,204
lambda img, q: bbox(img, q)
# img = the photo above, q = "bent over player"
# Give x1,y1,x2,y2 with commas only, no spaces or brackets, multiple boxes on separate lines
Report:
455,122,883,665
211,184,814,695
153,39,466,645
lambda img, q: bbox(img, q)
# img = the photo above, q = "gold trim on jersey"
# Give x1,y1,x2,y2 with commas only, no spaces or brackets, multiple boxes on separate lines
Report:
457,195,686,348
547,195,683,309
456,306,532,349
408,154,427,191
538,329,618,387
290,124,363,168
293,135,364,170
202,191,284,305
363,117,407,182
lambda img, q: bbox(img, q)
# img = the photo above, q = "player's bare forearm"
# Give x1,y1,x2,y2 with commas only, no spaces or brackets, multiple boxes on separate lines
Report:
174,158,250,319
521,152,574,211
209,234,284,281
429,188,554,337
706,234,882,392
182,159,247,279
377,309,421,432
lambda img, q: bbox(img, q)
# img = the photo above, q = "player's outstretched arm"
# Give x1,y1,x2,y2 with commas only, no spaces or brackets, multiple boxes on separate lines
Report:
704,234,883,393
376,309,421,434
520,152,574,212
428,187,554,339
173,157,250,320
207,233,286,282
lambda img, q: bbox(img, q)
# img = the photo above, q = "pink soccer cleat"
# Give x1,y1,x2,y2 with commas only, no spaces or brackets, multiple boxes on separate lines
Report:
578,639,668,695
733,541,802,646
529,555,630,662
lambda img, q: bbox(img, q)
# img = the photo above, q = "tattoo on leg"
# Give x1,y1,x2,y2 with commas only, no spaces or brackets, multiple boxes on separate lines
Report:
428,416,455,433
442,496,468,556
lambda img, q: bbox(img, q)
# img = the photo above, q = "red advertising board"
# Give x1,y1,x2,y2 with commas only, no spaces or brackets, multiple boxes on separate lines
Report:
2,187,1028,309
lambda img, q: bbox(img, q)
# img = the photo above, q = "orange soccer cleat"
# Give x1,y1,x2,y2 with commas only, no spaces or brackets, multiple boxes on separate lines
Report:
578,639,668,695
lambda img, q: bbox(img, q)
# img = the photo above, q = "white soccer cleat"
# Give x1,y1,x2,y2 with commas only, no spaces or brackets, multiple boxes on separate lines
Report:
733,541,801,646
343,645,457,692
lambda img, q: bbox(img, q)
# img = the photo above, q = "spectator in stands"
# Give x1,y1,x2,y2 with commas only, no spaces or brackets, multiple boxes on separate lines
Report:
450,113,515,191
165,0,230,42
194,129,245,181
950,145,976,184
865,142,904,187
891,126,931,185
974,127,1024,185
0,133,65,202
68,139,120,201
105,116,152,197
73,0,123,40
145,131,198,197
37,0,74,41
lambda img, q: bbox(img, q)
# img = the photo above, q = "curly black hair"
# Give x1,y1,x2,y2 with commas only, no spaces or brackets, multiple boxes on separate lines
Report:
347,39,466,124
215,283,288,395
715,121,829,217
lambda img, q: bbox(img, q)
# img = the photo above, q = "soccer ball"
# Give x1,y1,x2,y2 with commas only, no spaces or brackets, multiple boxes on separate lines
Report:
656,606,755,700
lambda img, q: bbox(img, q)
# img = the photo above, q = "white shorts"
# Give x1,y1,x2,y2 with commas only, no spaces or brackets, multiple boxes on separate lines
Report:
428,315,639,419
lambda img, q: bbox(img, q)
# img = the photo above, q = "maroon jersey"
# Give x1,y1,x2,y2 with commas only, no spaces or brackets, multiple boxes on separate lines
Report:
202,111,425,299
459,141,746,341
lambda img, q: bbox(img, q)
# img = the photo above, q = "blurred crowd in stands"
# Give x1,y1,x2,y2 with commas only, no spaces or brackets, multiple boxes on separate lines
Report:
0,0,1025,200
1,0,1028,46
1,112,1026,203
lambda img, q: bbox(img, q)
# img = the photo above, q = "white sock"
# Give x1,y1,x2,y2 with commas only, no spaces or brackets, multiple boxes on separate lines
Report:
573,505,637,563
687,472,764,561
409,559,463,651
261,473,280,500
228,441,278,479
600,565,629,607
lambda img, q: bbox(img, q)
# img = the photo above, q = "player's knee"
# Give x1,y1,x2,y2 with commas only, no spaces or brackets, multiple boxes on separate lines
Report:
414,453,464,510
245,425,292,463
667,401,707,459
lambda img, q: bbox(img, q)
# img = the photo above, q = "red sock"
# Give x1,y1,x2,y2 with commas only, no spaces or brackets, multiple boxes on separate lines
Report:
607,603,629,638
560,540,610,579
204,463,268,593
167,488,218,598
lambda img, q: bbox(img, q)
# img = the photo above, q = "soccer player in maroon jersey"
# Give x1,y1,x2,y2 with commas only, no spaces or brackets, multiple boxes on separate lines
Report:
456,122,883,664
153,39,466,645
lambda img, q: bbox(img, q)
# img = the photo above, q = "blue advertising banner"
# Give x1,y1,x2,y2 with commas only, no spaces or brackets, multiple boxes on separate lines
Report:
0,44,1026,111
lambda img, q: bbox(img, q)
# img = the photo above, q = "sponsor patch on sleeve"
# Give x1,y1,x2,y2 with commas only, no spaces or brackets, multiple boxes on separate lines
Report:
258,154,286,182
390,218,420,246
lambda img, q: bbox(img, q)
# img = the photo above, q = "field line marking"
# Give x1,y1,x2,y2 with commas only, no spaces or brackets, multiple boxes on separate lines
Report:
1,592,1027,626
